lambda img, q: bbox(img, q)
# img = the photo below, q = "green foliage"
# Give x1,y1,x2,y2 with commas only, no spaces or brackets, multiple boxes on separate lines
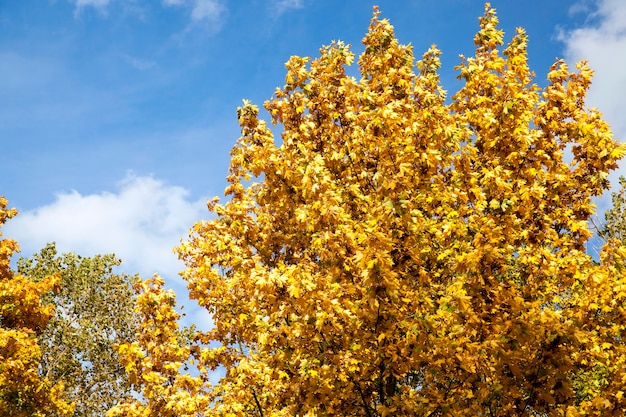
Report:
603,176,626,244
17,243,140,417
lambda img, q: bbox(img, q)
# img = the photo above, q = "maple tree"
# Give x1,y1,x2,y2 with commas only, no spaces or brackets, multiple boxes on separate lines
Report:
117,4,626,416
17,243,140,417
0,198,74,417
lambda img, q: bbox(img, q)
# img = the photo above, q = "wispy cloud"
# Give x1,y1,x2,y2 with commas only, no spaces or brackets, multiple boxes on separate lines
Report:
5,173,206,282
69,0,226,27
121,53,156,71
191,0,225,22
162,0,225,24
71,0,112,16
270,0,305,17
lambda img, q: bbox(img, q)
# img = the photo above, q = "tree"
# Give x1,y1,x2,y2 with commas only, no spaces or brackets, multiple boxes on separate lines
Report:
602,176,626,244
121,4,626,416
0,198,74,417
17,243,140,417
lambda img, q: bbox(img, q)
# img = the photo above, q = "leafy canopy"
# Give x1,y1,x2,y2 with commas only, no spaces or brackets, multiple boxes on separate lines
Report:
119,4,626,417
18,243,140,417
106,275,210,417
0,198,74,417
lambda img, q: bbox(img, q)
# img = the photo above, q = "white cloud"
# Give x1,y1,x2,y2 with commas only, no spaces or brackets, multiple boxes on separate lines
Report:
5,173,207,282
560,0,626,144
4,172,216,331
559,0,626,212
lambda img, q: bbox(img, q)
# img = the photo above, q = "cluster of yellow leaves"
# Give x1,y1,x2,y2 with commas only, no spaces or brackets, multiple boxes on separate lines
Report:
0,197,74,417
123,3,624,416
107,275,211,417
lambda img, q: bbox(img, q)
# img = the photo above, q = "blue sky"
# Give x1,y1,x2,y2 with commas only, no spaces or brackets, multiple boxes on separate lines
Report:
2,1,626,315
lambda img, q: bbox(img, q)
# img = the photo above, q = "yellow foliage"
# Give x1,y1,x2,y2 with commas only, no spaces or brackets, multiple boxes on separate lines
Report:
0,197,74,416
122,4,626,416
106,275,211,417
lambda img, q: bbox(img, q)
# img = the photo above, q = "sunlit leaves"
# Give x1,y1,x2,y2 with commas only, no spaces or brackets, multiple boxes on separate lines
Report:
107,275,210,417
0,198,74,417
129,3,626,416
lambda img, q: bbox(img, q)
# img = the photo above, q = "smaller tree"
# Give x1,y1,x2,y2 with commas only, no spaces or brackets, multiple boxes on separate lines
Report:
0,197,74,417
17,243,141,417
603,176,626,244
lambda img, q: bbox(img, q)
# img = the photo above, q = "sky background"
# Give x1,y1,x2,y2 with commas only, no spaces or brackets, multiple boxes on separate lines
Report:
2,0,626,324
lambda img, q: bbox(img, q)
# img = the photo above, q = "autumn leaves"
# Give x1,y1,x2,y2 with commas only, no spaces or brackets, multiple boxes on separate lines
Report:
2,3,626,416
